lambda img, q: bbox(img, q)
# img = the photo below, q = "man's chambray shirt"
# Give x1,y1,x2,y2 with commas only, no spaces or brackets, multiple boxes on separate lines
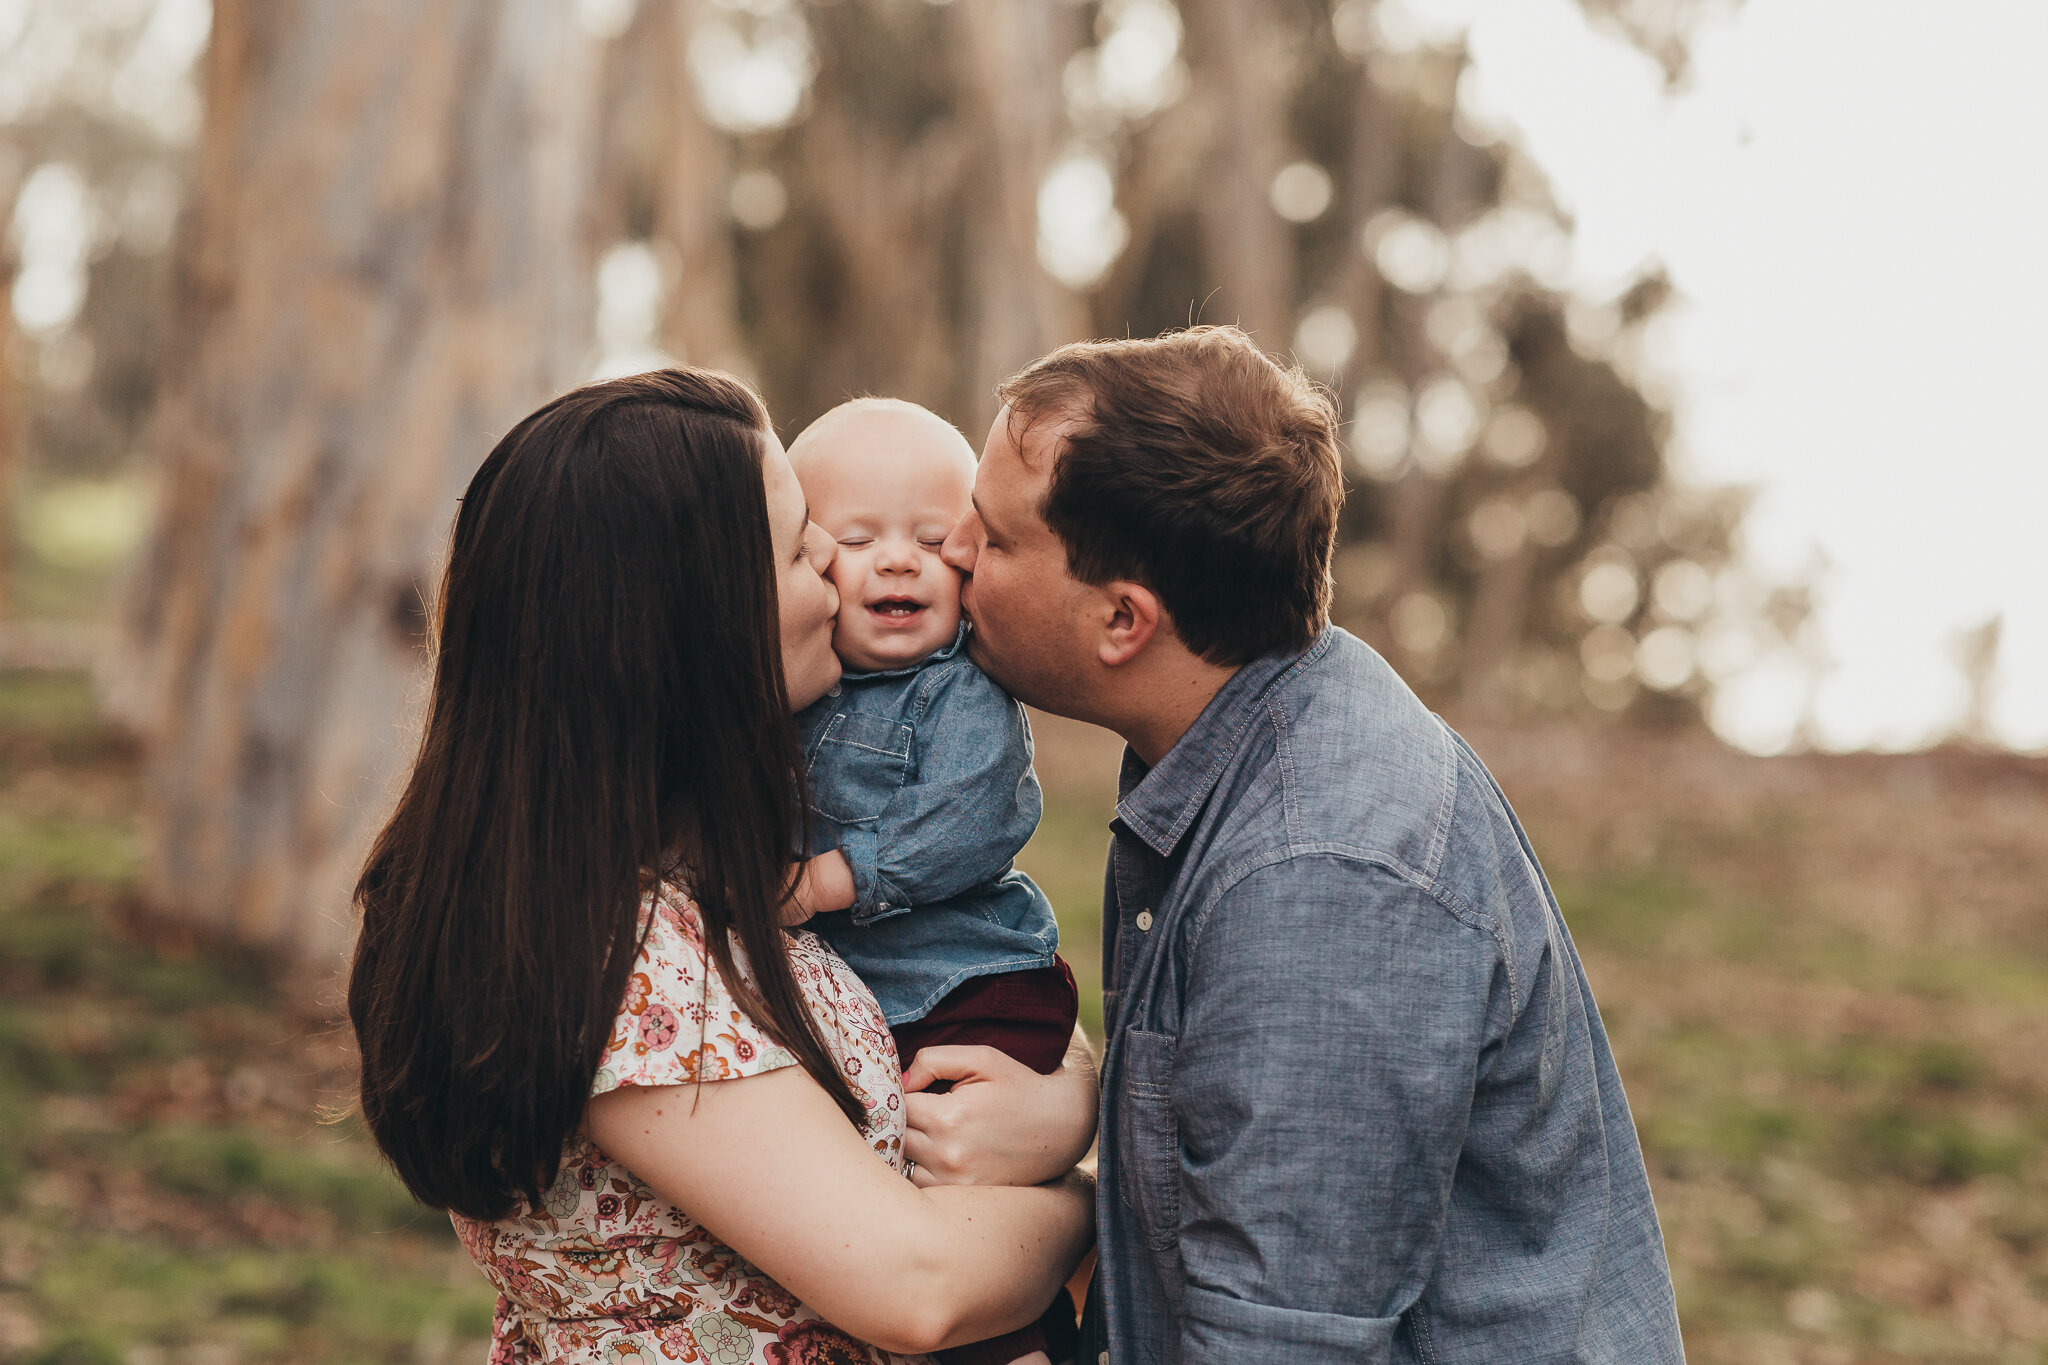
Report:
1079,629,1683,1364
796,624,1059,1025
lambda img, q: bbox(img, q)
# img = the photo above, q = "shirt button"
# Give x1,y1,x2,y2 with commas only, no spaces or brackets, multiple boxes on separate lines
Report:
877,903,890,913
1135,910,1153,931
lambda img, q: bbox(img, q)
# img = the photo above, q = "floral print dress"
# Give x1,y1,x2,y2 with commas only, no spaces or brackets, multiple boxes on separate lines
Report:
453,886,935,1365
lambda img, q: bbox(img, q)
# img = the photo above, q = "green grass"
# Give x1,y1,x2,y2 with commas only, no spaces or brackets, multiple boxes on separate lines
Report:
9,669,2048,1364
1017,793,1113,1039
22,1239,493,1365
0,673,494,1365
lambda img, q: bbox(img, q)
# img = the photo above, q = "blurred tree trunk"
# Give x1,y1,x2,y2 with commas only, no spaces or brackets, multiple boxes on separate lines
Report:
601,0,747,374
115,0,603,964
772,3,965,426
953,0,1086,434
1178,0,1293,349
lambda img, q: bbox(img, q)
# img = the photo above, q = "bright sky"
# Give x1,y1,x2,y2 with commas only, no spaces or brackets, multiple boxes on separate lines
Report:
1427,0,2048,752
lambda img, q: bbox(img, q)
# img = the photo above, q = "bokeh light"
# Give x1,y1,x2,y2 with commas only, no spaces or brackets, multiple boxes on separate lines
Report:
1270,161,1335,223
728,169,788,231
10,162,92,335
1293,304,1358,375
1367,210,1451,294
1579,556,1640,625
689,7,814,134
1037,151,1128,290
1349,381,1412,480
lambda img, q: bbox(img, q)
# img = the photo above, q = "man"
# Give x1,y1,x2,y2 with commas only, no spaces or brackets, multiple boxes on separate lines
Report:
921,326,1684,1363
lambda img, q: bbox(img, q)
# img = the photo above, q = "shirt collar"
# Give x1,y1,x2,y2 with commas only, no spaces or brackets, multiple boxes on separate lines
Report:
1114,628,1335,857
838,620,971,683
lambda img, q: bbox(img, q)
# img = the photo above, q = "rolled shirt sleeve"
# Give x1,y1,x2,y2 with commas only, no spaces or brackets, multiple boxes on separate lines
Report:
1170,853,1509,1364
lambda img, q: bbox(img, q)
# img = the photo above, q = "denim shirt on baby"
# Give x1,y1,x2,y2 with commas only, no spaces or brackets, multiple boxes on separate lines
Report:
794,623,1059,1025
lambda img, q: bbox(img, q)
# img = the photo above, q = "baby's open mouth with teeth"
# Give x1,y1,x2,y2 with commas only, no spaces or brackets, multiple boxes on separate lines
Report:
869,597,926,619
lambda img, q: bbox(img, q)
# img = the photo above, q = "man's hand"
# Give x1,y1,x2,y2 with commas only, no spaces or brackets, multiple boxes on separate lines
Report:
784,850,855,926
902,1029,1098,1189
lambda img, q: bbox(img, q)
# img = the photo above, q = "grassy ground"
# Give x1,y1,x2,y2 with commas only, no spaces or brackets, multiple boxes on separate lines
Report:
3,682,2045,1363
0,672,495,1364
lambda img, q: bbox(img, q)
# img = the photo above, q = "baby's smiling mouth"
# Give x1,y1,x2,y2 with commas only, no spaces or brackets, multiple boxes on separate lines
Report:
868,596,927,620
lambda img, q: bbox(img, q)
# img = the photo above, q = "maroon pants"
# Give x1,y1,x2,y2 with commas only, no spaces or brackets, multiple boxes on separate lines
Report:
893,959,1081,1365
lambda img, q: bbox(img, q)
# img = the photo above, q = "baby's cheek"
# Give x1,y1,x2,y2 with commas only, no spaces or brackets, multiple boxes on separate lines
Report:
824,554,868,598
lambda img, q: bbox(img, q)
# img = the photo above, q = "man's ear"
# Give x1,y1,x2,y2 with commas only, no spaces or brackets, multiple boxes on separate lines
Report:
1098,580,1163,667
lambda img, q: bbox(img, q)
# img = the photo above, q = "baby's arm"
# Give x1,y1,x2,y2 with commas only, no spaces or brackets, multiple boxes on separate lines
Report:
782,849,856,925
838,668,1041,921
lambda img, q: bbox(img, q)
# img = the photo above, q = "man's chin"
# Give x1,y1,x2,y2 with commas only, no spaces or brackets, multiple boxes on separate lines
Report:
962,630,1017,684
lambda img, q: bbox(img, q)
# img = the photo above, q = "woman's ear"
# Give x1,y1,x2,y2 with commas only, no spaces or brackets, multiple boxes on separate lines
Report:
1098,580,1163,667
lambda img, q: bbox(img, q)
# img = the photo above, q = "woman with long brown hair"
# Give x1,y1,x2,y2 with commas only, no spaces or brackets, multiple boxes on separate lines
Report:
347,369,1095,1364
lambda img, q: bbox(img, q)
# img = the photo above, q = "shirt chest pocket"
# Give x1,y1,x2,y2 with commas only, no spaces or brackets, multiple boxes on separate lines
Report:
805,711,914,825
1115,1028,1182,1251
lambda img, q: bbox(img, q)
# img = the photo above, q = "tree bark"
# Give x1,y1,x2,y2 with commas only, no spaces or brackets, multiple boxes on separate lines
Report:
601,0,748,375
952,0,1086,434
116,0,604,964
1177,0,1294,350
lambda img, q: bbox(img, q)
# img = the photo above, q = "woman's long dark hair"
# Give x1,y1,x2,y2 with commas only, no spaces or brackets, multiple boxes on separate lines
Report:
348,368,863,1222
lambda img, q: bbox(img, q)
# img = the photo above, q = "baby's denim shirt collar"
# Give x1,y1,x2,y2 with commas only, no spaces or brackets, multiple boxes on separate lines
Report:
836,621,971,684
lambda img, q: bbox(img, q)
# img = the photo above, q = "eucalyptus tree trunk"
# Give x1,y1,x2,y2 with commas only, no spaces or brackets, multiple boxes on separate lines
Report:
954,0,1087,434
116,0,604,964
1177,0,1294,350
601,0,748,375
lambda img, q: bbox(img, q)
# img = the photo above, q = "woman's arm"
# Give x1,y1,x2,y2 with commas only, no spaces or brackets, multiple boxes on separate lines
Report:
901,1028,1098,1188
585,1064,1094,1356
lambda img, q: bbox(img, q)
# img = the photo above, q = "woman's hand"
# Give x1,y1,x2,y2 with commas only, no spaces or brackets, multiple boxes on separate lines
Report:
901,1028,1099,1189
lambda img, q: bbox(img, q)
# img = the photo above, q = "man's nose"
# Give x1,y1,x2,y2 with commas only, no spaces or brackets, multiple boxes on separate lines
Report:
941,517,977,573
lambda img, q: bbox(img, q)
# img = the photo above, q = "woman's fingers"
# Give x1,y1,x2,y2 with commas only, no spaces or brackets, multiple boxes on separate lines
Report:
903,1043,1023,1094
901,1043,1098,1188
900,1097,969,1182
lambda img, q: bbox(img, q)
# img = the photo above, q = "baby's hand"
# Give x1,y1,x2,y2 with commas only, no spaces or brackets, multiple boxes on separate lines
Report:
784,850,856,925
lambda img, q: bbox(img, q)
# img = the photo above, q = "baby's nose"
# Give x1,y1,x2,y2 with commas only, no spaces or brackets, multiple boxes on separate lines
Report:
876,539,922,572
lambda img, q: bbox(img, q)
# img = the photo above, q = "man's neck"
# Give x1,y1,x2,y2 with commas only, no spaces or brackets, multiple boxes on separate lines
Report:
1104,656,1239,768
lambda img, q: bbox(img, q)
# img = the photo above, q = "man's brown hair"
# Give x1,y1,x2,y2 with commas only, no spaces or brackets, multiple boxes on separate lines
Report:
997,325,1343,667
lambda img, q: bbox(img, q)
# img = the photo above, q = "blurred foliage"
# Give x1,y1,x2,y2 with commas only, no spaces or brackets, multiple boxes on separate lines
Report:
0,3,182,476
692,0,1805,726
0,0,1810,726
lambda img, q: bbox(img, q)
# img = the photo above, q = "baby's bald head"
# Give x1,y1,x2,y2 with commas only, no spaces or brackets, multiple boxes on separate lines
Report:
786,397,978,495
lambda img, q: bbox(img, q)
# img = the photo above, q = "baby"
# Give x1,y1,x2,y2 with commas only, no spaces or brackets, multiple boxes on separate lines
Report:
785,398,1078,1365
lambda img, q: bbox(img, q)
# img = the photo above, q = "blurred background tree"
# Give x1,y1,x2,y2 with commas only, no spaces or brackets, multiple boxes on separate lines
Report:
0,0,1810,957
